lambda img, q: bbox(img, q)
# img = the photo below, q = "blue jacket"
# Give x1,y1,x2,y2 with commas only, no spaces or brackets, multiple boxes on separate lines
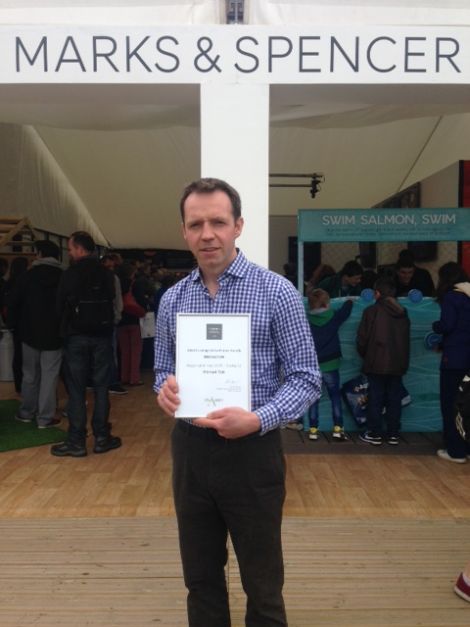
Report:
433,283,470,370
307,300,353,364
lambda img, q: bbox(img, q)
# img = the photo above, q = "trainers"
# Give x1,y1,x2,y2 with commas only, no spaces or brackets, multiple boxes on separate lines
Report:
108,384,128,395
332,426,349,441
93,435,122,454
308,427,319,440
387,435,400,446
359,431,383,446
15,414,33,423
50,441,87,457
437,449,467,464
454,573,470,602
286,421,303,431
37,418,61,429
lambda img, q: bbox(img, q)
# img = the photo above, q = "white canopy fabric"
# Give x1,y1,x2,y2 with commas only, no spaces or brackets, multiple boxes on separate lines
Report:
1,1,470,249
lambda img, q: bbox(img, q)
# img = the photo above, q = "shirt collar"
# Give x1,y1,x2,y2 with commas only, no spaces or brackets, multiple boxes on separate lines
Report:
190,249,248,284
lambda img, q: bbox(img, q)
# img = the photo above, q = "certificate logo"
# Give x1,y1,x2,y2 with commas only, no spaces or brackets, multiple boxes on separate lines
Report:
206,323,222,340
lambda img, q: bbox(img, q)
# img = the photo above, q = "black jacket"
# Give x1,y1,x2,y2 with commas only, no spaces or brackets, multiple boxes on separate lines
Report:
57,255,115,337
356,297,410,376
7,258,63,350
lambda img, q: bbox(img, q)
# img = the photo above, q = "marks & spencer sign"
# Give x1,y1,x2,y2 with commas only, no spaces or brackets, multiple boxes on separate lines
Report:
0,25,469,83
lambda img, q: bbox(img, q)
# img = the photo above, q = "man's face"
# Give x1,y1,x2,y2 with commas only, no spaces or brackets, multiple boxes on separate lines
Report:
102,258,115,271
343,274,362,287
67,238,83,262
397,266,415,286
182,190,243,277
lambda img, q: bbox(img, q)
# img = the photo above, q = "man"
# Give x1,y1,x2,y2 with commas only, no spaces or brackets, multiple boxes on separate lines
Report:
155,178,321,627
318,259,363,297
394,249,435,297
7,241,63,428
51,231,121,458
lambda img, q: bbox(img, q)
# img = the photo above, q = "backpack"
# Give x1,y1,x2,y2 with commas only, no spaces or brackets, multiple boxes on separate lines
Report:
456,373,470,442
71,265,114,334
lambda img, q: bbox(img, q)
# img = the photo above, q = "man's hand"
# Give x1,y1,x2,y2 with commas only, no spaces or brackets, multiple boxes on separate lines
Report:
157,375,180,417
194,407,261,439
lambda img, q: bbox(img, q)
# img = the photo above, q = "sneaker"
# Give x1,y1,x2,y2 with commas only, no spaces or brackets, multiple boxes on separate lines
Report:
15,414,33,423
308,427,319,440
50,441,87,457
359,431,383,446
332,426,349,441
37,418,61,429
387,435,400,446
93,435,122,454
108,384,128,395
286,422,303,431
454,573,470,602
437,449,467,464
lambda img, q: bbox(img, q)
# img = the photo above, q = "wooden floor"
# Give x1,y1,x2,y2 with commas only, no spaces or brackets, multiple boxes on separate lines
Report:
1,374,470,625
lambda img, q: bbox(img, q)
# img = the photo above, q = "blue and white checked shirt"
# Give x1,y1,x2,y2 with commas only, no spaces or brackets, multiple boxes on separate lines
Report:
154,251,321,434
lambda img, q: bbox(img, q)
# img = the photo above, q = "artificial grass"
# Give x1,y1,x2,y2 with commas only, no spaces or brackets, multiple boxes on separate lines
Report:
0,400,66,452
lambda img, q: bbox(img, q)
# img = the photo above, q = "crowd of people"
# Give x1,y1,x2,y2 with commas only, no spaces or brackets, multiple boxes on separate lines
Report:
0,234,181,456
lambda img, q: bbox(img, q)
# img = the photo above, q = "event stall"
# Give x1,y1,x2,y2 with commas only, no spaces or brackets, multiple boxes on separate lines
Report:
297,207,470,431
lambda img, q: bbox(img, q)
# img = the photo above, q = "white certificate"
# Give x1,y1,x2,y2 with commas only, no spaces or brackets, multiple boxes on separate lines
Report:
175,313,251,418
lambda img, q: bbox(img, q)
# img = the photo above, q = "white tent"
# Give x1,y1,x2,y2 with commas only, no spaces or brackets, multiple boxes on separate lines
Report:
1,0,470,253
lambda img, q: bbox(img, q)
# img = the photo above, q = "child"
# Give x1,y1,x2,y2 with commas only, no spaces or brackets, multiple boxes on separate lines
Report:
357,276,410,446
307,288,353,441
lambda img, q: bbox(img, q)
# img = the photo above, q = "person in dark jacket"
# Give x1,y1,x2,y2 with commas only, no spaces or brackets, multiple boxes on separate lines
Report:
432,261,470,463
51,231,121,458
307,288,352,441
7,241,63,428
318,260,363,298
357,276,410,446
394,249,435,297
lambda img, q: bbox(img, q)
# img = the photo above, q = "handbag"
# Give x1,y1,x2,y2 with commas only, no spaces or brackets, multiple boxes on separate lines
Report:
122,290,146,318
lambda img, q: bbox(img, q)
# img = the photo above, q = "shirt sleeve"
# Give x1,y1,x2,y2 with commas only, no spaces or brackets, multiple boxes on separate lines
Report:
153,291,176,393
254,282,322,434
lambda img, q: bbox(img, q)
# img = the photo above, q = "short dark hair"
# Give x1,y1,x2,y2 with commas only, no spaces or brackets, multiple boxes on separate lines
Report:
396,256,415,270
35,240,60,259
340,260,363,277
70,231,95,253
374,276,396,297
179,178,242,222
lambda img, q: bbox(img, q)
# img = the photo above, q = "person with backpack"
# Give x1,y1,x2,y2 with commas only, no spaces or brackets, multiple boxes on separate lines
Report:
51,231,122,458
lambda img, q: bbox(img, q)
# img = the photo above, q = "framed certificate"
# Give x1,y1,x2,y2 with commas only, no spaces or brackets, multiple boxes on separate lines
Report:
175,313,251,418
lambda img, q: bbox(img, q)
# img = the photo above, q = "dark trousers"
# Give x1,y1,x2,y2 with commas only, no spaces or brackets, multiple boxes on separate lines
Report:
440,369,470,459
366,373,403,437
172,421,287,627
63,334,112,446
12,329,22,393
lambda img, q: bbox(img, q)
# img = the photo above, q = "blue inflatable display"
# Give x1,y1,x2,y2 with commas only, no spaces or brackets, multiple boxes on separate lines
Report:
305,296,441,432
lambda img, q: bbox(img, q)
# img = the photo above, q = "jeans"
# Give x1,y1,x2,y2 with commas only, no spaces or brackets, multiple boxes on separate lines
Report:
63,334,112,446
366,373,403,437
172,421,287,627
308,370,343,428
19,343,62,424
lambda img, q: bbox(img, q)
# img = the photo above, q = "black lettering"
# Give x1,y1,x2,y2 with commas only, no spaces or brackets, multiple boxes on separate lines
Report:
235,36,259,73
404,37,426,72
331,36,359,72
93,36,119,72
367,37,396,73
16,36,48,72
55,36,86,72
268,36,293,72
298,36,320,72
155,36,179,73
436,37,461,73
126,36,151,72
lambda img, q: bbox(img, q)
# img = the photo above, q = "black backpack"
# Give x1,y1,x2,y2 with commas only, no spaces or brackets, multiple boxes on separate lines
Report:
456,373,470,442
71,265,114,334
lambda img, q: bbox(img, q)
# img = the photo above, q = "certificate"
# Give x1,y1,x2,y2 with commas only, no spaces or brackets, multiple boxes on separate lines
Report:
175,313,251,418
